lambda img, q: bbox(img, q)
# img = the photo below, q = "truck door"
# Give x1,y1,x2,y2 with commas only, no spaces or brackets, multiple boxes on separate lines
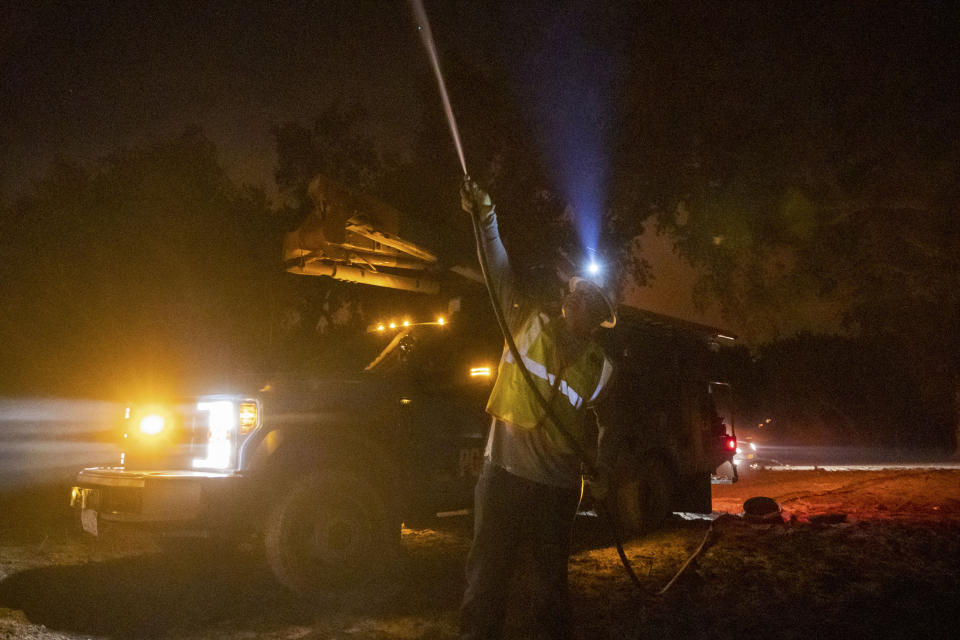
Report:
403,328,495,513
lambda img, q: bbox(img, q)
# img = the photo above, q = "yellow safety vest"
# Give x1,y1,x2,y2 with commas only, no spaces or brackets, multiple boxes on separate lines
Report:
486,310,614,453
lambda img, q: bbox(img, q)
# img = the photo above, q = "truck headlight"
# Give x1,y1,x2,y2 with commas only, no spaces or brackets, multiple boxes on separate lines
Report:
193,401,236,470
139,414,166,435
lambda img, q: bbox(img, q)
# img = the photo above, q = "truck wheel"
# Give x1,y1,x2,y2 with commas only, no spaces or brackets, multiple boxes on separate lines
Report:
612,457,672,536
264,470,398,596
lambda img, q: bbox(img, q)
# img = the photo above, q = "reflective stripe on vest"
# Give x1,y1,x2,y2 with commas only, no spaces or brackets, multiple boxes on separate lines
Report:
504,349,585,409
485,311,613,453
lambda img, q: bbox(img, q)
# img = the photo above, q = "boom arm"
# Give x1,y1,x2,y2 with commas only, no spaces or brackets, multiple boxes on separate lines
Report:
283,175,441,293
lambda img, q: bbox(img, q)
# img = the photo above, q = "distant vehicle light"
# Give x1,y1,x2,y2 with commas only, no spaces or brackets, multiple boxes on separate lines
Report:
403,320,410,327
437,316,445,325
389,322,397,329
377,324,386,332
749,442,757,451
239,402,258,434
470,366,492,378
139,414,165,435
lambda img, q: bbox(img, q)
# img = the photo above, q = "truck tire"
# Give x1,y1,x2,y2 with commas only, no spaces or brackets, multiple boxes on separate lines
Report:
612,457,672,536
264,469,398,595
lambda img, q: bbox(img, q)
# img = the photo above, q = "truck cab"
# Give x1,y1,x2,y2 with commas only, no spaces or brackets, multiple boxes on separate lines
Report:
72,302,503,593
71,300,738,594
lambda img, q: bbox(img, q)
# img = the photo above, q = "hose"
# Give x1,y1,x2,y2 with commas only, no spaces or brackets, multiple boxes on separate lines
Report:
466,192,646,593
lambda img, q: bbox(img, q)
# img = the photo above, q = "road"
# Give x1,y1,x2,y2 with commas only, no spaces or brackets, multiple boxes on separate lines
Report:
1,467,958,639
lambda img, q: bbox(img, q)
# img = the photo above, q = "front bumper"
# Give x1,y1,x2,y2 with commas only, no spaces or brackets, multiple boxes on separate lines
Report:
71,467,240,534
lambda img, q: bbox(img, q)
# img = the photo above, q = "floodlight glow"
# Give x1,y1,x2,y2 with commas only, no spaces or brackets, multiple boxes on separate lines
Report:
586,260,601,276
139,414,165,435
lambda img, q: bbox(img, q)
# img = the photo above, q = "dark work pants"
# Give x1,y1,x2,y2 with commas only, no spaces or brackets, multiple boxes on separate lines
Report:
460,462,581,640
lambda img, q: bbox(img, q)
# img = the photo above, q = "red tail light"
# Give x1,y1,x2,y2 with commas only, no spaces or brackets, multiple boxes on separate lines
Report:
724,435,737,451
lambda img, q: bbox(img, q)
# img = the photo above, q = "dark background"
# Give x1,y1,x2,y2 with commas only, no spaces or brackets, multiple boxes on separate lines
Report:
1,0,957,449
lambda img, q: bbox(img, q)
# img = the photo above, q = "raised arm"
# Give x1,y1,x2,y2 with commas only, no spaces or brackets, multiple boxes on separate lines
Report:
461,180,532,326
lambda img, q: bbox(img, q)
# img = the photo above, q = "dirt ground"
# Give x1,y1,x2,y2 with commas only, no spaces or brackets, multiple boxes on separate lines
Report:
1,468,959,639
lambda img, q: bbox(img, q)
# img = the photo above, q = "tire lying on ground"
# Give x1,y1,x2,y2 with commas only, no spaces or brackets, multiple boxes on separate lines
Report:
264,469,399,596
612,457,672,536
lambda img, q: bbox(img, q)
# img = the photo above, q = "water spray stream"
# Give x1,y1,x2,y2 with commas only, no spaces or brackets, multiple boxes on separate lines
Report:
410,0,468,176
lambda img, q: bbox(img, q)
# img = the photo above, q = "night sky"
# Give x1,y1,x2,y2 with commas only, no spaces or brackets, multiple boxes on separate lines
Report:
2,1,436,193
2,0,957,329
4,1,954,193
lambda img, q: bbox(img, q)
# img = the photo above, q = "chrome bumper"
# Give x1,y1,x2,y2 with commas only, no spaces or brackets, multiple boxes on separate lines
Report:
71,467,239,530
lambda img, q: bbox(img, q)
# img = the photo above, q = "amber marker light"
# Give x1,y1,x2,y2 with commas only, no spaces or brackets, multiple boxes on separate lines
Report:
239,402,258,434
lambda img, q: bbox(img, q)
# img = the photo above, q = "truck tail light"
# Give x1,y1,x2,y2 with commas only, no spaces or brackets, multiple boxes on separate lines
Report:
724,435,737,452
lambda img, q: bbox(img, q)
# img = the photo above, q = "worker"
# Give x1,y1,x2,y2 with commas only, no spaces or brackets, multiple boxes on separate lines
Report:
459,180,617,640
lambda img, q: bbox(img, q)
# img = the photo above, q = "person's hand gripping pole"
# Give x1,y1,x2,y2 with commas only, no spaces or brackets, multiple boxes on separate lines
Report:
460,177,494,222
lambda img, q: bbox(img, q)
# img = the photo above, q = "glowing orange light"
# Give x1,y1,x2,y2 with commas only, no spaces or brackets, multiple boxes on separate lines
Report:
239,402,258,434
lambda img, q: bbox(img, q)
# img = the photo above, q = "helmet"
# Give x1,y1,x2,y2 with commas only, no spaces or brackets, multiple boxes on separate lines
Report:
568,277,617,329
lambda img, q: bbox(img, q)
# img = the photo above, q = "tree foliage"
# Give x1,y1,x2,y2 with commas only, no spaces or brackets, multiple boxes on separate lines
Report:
0,129,280,397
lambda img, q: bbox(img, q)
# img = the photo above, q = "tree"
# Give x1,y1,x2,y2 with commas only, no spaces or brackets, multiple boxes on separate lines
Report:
605,2,959,446
0,129,280,397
